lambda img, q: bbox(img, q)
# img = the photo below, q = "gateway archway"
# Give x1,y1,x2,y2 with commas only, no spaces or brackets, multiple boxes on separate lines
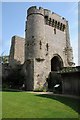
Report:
51,55,63,71
47,55,63,92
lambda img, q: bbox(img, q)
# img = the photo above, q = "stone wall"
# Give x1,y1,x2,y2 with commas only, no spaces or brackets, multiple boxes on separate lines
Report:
9,35,25,67
25,6,74,90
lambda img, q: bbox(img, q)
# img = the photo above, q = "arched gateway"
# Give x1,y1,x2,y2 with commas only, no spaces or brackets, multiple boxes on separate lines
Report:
51,55,63,71
47,55,63,92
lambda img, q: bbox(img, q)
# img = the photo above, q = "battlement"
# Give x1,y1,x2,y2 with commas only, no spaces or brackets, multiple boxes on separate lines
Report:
27,6,66,22
27,6,44,17
44,9,66,21
27,6,67,32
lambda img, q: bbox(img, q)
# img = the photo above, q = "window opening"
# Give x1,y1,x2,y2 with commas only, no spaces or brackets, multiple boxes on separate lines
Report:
49,18,52,26
40,41,42,49
54,21,57,28
46,43,49,51
57,22,60,29
60,23,62,30
44,16,48,24
52,19,54,27
54,28,56,34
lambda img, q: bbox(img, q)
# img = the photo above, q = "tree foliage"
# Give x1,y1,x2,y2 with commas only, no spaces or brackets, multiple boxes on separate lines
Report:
3,64,25,90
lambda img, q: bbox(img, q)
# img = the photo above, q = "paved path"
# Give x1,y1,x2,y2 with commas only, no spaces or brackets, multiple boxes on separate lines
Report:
27,91,80,99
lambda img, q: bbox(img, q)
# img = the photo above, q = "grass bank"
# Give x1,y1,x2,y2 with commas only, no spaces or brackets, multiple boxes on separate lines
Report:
2,92,79,119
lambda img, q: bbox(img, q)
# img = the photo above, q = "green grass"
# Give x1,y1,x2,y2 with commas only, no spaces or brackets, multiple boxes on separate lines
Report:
2,92,80,118
0,92,2,119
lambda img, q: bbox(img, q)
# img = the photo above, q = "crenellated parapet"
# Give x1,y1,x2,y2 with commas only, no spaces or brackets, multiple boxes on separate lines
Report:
27,6,44,17
27,6,66,32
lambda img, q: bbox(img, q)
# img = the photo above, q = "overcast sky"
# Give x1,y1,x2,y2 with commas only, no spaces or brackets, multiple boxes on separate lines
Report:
1,2,78,65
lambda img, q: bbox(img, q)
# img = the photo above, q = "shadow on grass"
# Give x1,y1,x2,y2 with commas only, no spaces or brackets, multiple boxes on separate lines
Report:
2,89,23,92
35,94,80,114
1,118,80,120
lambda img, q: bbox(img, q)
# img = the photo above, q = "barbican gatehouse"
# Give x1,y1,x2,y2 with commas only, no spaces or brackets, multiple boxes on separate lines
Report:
5,6,79,95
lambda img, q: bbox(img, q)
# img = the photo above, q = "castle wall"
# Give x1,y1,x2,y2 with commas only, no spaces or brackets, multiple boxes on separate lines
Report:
25,6,74,91
45,25,67,66
24,59,34,90
33,58,50,90
9,36,25,67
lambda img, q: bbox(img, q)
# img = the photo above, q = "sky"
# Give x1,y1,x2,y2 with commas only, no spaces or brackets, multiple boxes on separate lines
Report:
78,2,80,65
1,2,78,65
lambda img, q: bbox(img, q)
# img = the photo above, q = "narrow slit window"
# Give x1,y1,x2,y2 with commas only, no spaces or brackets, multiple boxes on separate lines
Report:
52,19,54,27
44,16,48,24
40,41,42,49
54,28,56,34
46,43,49,51
57,22,60,29
49,18,51,26
60,23,62,30
63,25,66,31
54,21,57,28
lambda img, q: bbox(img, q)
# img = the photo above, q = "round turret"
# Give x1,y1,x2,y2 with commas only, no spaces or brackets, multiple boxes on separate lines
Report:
25,6,45,59
27,6,44,17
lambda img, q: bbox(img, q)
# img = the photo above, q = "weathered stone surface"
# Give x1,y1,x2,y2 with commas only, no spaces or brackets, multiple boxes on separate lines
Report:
9,6,75,91
25,6,74,90
9,35,25,67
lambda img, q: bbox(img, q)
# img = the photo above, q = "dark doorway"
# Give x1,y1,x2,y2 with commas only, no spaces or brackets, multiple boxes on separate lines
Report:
47,55,63,93
47,72,62,93
51,55,63,71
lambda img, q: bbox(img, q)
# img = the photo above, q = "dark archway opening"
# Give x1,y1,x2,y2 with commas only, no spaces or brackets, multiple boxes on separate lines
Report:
47,55,63,93
47,72,62,93
51,56,63,71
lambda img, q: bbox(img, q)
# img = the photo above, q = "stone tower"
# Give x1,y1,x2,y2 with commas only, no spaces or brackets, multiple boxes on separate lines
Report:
9,35,25,67
25,6,74,91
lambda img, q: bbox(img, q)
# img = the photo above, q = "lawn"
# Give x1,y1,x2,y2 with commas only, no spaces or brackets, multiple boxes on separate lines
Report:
2,92,80,119
0,92,2,119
